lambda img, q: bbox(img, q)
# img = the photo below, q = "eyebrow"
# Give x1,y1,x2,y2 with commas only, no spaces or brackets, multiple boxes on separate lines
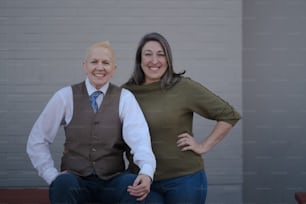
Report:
143,49,164,53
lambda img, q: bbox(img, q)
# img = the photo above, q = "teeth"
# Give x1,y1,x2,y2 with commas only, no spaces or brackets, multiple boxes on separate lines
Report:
150,67,159,70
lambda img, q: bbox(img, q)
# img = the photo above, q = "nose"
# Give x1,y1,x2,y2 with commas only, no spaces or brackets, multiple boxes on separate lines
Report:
151,55,159,64
97,62,104,70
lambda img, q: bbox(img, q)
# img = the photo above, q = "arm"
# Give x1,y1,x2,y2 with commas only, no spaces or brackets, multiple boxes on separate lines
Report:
26,88,69,184
177,78,241,154
177,121,233,154
119,89,156,200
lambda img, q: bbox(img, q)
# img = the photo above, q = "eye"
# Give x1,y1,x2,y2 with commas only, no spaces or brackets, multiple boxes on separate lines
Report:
91,60,98,64
102,60,110,65
157,50,165,56
144,53,152,56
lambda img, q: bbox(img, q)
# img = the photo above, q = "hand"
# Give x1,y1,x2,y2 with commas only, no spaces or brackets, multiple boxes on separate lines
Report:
127,174,152,201
177,132,204,154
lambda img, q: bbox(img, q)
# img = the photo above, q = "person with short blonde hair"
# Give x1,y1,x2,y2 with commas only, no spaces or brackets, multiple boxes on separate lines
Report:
27,41,156,203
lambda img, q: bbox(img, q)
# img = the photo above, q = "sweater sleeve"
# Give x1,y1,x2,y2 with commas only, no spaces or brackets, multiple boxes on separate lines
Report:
183,78,241,126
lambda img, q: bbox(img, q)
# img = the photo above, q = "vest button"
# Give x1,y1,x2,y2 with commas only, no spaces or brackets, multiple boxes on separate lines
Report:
92,148,97,152
94,121,99,125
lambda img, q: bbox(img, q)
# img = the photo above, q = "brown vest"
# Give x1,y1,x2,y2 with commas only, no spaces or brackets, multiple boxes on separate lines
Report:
61,82,125,179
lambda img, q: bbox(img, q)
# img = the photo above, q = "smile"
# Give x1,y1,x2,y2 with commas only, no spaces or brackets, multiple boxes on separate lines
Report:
94,73,105,77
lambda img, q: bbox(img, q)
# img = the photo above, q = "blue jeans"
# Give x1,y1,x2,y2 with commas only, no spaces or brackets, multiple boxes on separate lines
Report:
49,171,142,204
146,170,207,204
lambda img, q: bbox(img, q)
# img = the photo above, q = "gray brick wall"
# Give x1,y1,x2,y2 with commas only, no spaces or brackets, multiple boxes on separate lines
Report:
0,1,242,203
243,1,306,203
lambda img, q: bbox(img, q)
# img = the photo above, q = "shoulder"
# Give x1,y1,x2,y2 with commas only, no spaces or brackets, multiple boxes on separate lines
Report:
51,86,72,102
120,88,136,99
43,86,72,109
180,77,201,85
71,81,85,90
58,86,72,94
118,88,139,109
175,77,208,90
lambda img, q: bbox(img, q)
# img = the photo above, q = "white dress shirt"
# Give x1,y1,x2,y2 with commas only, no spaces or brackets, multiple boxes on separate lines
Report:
27,78,156,185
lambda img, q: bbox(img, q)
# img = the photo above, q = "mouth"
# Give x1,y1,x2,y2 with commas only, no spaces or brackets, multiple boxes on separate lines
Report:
94,72,105,78
148,66,160,71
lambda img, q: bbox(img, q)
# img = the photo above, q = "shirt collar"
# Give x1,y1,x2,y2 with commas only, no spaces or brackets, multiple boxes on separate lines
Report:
85,78,109,96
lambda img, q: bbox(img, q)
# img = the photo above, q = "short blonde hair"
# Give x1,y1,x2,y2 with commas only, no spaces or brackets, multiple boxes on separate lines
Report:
85,41,116,62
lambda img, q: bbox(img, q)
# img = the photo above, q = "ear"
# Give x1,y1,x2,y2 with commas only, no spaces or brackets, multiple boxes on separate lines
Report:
82,61,87,73
110,64,117,77
113,64,118,74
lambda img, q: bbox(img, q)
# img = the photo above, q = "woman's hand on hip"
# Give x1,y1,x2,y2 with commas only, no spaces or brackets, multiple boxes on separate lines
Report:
177,133,204,154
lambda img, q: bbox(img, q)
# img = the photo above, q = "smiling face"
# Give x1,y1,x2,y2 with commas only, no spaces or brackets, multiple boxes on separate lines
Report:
141,41,168,84
82,44,116,89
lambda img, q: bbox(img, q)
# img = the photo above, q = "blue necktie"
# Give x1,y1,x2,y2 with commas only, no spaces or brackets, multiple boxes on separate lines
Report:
89,91,102,113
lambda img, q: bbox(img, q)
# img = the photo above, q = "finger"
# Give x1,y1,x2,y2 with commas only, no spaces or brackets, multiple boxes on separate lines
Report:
136,192,149,201
177,141,185,147
136,194,148,201
177,137,187,144
177,138,190,146
132,176,141,186
177,133,188,138
128,188,148,198
128,185,144,193
178,132,192,138
177,142,187,148
128,189,144,197
181,146,192,151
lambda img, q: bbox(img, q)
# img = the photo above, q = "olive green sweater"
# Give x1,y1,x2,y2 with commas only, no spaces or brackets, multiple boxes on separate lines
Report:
123,77,241,181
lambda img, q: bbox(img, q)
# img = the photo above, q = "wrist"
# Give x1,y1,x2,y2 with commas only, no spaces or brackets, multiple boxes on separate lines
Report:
139,174,152,183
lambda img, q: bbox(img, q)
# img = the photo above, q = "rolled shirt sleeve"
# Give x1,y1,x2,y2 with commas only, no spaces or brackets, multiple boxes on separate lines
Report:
119,88,156,180
26,87,71,184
